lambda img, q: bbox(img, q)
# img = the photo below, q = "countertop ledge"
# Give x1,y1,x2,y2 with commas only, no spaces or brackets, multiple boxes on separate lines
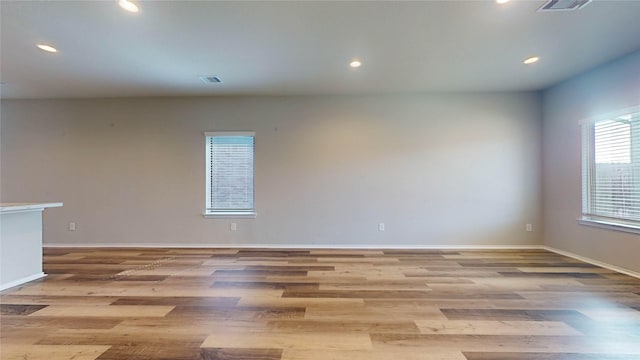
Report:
0,202,63,213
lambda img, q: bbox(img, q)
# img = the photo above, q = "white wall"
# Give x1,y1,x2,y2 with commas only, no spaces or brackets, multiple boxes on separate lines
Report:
542,50,640,273
1,93,542,247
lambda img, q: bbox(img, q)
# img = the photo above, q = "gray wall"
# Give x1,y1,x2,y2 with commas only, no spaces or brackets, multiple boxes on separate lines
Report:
1,93,542,247
542,50,640,273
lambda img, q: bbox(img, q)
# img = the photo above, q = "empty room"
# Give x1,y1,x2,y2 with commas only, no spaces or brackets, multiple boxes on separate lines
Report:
1,0,639,359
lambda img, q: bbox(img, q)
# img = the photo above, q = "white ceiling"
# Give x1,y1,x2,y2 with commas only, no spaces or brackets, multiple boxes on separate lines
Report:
1,0,640,99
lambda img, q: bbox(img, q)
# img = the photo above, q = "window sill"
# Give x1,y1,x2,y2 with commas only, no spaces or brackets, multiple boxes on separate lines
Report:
577,217,640,235
203,211,256,219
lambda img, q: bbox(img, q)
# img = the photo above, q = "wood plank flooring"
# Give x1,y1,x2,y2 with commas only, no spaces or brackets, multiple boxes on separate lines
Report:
1,248,639,360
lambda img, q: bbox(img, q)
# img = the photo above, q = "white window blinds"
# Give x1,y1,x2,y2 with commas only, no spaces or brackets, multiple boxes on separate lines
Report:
582,111,640,225
205,132,255,215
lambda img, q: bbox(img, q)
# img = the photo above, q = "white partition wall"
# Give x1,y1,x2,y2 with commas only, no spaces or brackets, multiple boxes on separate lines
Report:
0,203,62,290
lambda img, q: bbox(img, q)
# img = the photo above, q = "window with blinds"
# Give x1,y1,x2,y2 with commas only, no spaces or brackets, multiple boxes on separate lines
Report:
582,110,640,228
205,132,255,216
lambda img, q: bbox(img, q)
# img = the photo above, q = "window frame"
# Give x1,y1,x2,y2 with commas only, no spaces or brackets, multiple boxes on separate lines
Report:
203,131,256,219
579,105,640,234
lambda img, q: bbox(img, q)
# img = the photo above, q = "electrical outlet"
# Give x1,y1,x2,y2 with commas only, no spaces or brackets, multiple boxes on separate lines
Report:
69,222,76,231
526,223,532,232
230,223,237,231
378,223,385,232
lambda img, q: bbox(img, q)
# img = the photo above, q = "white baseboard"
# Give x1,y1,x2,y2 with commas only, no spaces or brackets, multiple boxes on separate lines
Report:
0,272,46,291
44,243,545,250
543,246,640,279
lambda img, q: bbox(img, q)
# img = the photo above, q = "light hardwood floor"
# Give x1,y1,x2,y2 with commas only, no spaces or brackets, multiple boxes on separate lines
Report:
1,248,639,359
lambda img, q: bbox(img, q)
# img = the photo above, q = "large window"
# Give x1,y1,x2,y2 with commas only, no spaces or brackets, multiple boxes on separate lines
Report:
205,132,255,217
581,109,640,231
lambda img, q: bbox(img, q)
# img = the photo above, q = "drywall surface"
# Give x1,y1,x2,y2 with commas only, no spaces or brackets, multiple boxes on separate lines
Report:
542,50,640,273
1,93,541,247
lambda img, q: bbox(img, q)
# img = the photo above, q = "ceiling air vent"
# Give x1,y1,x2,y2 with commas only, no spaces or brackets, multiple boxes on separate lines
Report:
199,75,222,84
538,0,591,11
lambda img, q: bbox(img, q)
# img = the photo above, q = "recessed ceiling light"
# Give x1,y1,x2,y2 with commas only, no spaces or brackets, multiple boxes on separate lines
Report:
523,56,539,65
349,60,362,68
496,0,511,4
36,44,58,53
118,0,139,13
